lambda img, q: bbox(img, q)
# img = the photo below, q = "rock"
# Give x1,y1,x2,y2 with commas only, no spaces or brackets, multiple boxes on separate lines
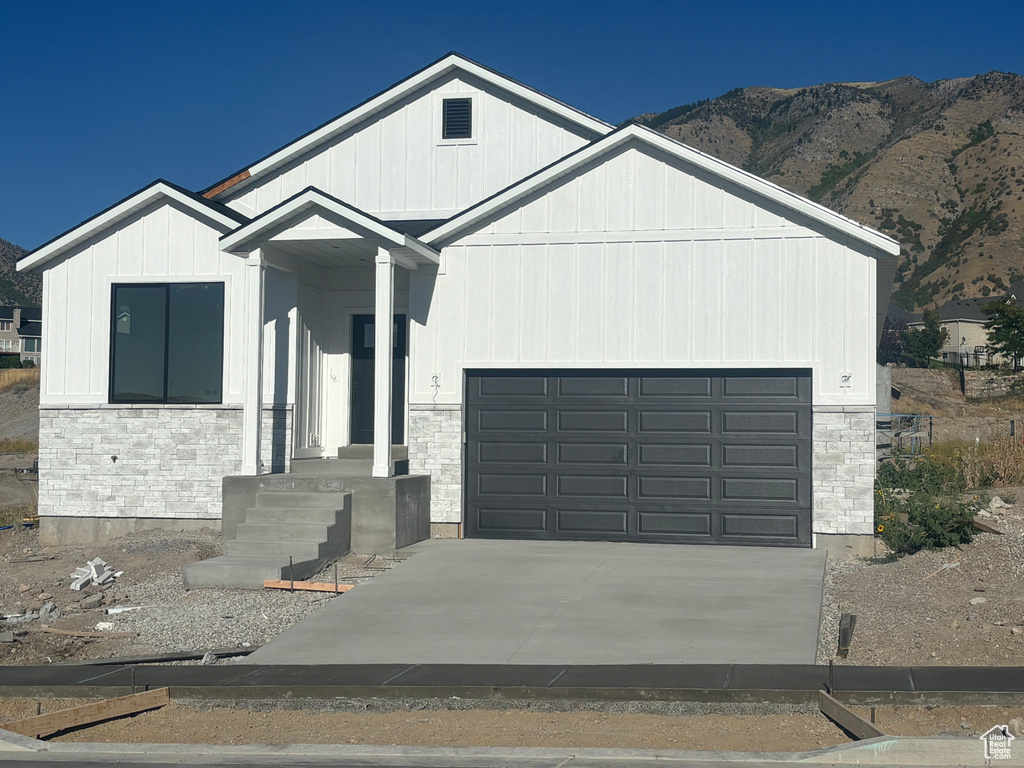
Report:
12,629,27,637
951,620,960,629
80,594,104,610
17,585,30,594
990,496,1007,509
1012,628,1023,636
969,597,988,606
39,601,60,622
978,509,992,518
0,632,13,643
38,592,52,601
200,651,217,665
1010,717,1024,738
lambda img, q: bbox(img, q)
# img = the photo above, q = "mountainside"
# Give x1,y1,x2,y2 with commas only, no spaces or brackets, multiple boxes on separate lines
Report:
637,72,1024,310
0,239,40,307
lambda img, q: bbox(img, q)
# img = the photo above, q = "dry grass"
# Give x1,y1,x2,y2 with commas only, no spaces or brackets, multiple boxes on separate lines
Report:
930,437,1024,488
0,368,39,393
0,437,37,454
0,505,35,527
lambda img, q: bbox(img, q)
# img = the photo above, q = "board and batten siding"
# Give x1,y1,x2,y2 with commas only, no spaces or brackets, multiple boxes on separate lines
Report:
39,201,286,407
410,143,878,408
222,72,595,220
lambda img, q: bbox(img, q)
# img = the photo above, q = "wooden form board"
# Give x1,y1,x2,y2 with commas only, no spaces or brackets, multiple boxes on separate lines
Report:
0,687,169,739
818,690,886,740
263,579,354,593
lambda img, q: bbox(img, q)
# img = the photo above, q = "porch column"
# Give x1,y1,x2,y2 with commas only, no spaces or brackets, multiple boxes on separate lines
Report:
241,249,265,476
372,246,394,478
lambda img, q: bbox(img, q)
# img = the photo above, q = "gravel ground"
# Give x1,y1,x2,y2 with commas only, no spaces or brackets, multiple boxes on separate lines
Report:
0,380,38,442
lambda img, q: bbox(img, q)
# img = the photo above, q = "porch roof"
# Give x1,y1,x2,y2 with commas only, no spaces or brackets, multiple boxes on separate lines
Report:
220,187,440,269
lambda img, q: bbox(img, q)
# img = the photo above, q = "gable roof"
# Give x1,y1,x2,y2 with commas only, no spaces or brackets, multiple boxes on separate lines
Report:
18,180,250,273
220,187,440,267
201,52,613,201
423,123,901,257
18,320,41,337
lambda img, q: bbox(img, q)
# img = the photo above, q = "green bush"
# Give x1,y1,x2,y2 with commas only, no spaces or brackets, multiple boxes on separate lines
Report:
875,452,974,556
0,355,22,369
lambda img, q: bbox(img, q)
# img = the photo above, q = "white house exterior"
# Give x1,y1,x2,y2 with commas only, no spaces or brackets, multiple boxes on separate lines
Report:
21,54,898,554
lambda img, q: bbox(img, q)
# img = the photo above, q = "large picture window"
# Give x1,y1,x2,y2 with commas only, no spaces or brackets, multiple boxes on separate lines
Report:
110,283,224,403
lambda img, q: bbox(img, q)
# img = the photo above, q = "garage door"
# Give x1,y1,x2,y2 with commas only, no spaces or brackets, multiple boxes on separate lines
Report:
465,370,812,547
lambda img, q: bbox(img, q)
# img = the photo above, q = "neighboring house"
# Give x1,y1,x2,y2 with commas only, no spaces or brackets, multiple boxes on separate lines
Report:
907,293,1021,366
19,53,898,556
0,306,42,365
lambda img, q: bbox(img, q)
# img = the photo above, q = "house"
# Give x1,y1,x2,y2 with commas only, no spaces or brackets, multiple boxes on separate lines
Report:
906,292,1022,367
19,53,898,558
0,306,42,366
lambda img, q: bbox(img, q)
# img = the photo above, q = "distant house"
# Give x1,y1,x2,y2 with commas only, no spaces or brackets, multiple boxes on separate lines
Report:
20,53,898,556
0,306,42,366
906,290,1022,366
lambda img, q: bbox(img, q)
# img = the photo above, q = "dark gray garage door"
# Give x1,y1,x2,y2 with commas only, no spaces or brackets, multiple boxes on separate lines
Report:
465,370,812,547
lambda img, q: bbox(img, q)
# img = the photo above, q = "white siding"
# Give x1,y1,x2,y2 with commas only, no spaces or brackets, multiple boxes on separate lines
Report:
224,73,594,220
40,202,252,405
410,144,878,408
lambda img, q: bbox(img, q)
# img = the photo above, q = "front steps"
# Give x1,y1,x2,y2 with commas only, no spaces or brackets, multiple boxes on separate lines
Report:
182,488,351,589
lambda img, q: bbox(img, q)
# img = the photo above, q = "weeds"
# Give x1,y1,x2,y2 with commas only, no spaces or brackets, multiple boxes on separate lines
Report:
0,368,39,393
0,438,37,454
0,505,36,527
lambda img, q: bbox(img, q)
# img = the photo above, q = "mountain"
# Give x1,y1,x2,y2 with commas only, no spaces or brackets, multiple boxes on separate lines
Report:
637,72,1024,310
0,239,40,307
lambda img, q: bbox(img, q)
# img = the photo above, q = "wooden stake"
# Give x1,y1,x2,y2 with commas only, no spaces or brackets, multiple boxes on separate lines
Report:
819,690,886,740
263,579,354,593
0,688,169,739
38,628,136,639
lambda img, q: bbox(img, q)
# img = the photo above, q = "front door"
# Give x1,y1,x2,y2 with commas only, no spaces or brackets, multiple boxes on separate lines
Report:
350,314,406,445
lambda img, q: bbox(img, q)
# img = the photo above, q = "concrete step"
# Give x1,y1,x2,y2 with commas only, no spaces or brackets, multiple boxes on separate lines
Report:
336,444,408,460
243,507,342,524
235,521,336,542
255,491,346,508
224,539,325,559
182,555,321,589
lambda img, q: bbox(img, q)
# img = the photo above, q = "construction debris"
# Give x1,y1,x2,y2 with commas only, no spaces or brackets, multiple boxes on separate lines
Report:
263,579,354,593
69,557,120,591
39,627,136,639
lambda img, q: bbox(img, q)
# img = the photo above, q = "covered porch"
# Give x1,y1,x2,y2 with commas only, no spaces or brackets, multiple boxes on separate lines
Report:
183,190,439,588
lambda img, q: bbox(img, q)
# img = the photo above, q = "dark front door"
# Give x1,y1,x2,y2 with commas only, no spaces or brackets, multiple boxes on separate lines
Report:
465,369,812,547
350,314,406,445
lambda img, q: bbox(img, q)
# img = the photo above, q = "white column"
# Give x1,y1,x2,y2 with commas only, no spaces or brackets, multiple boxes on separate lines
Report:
372,246,395,478
241,249,266,476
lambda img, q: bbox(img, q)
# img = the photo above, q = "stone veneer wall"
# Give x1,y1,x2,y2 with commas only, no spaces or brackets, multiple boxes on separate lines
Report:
811,406,876,536
408,404,462,524
39,404,293,521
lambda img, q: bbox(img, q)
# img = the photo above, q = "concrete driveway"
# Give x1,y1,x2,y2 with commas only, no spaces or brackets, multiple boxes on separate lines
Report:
245,539,826,665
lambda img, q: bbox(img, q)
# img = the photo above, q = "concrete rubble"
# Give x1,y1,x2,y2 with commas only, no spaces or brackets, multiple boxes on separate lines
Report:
69,557,121,591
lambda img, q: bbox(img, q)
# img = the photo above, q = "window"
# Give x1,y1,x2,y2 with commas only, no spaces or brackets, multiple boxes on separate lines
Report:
110,283,224,403
0,339,13,351
0,321,11,332
22,338,39,353
442,98,472,140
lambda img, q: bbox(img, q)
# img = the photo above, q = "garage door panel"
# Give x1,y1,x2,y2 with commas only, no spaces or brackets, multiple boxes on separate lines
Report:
557,475,628,498
466,370,811,547
721,410,800,435
557,442,629,465
638,476,712,500
721,514,799,540
477,409,548,432
722,444,800,468
638,510,713,536
721,376,802,399
476,376,549,398
476,508,547,533
638,377,713,398
556,377,629,398
557,410,629,432
476,441,549,464
557,509,628,534
638,444,712,466
639,410,712,433
477,473,547,496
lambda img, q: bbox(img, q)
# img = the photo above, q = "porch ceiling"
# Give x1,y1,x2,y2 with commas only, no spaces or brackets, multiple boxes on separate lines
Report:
269,236,378,268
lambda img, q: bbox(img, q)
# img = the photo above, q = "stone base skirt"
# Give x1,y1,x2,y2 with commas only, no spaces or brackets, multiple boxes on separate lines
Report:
37,404,291,525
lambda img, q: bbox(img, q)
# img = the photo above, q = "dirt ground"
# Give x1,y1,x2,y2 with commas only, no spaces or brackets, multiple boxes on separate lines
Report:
1,698,1021,751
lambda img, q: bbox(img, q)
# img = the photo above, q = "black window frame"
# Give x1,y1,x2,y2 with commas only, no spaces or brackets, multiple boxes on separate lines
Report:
442,97,473,140
108,281,225,405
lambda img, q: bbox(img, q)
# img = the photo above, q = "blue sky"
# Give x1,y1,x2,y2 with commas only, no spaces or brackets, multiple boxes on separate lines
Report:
3,0,1024,250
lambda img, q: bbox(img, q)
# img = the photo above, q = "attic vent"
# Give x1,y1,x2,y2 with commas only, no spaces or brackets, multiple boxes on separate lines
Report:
443,98,472,139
